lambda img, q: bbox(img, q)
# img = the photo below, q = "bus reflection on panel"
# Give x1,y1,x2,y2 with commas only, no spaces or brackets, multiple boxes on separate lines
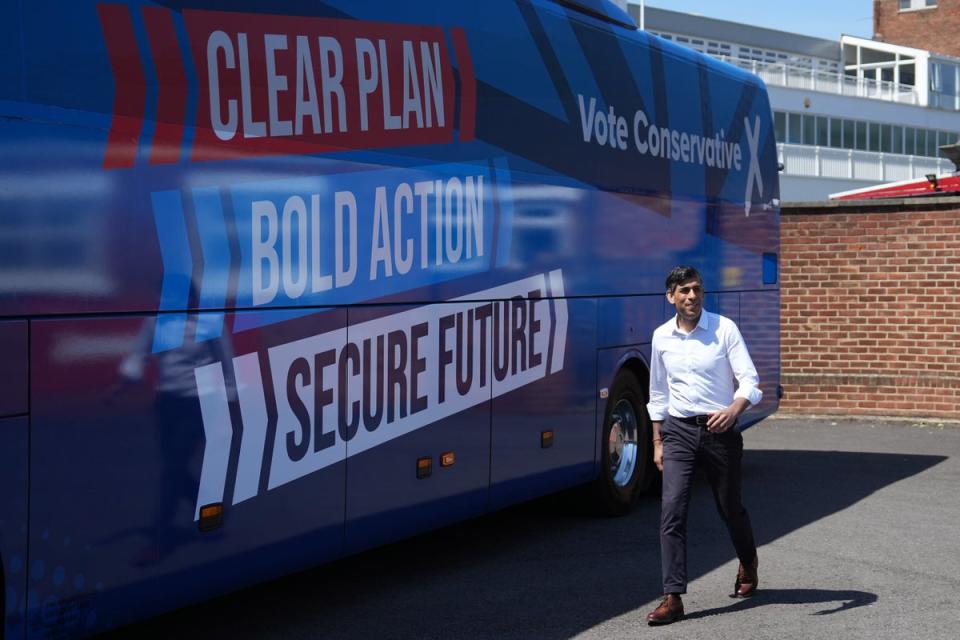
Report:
0,0,779,636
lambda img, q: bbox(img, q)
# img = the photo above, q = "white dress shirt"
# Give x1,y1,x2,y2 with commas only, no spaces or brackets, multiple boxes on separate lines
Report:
646,310,762,422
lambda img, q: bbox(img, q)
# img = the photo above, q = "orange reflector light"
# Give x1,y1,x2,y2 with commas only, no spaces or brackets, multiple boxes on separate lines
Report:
416,456,433,479
440,451,456,467
198,503,224,532
541,430,554,449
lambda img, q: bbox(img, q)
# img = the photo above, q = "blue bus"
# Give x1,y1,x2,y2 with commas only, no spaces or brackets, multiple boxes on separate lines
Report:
0,0,780,636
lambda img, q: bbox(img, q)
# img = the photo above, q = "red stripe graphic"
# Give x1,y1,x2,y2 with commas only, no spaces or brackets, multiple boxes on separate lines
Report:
143,7,188,165
97,4,147,169
449,28,476,143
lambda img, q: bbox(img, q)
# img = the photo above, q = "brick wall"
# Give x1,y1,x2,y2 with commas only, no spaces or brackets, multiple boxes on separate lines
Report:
780,198,960,420
874,0,960,58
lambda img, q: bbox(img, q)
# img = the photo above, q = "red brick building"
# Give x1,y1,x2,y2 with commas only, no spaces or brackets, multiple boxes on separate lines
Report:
874,0,960,58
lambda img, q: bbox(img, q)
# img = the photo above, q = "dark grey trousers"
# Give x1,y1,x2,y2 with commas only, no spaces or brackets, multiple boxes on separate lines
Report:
659,415,757,594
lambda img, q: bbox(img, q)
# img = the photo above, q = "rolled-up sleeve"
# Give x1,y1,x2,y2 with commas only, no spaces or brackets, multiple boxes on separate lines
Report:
647,337,669,421
726,323,763,407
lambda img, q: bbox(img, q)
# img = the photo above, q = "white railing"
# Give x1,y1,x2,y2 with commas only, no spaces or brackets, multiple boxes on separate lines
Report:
718,57,922,106
777,143,955,181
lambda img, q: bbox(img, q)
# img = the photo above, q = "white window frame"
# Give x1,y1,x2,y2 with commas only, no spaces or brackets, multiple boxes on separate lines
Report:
899,0,937,12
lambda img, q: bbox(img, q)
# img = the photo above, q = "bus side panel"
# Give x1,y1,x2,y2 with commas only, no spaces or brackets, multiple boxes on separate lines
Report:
706,293,740,327
490,298,596,510
343,303,491,555
0,0,23,102
739,291,781,423
0,321,28,418
597,296,664,352
27,311,348,637
0,416,28,640
0,321,29,639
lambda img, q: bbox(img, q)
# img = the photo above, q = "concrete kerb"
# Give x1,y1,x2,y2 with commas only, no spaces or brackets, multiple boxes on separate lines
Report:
764,412,960,429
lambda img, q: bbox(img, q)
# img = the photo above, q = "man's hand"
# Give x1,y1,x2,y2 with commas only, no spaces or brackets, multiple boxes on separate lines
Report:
652,421,664,471
706,398,750,433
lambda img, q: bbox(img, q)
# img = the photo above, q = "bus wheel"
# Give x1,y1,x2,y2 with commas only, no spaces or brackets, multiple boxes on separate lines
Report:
594,370,653,516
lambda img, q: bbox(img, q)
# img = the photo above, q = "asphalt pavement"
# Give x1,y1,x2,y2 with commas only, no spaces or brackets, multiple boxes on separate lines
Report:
104,416,960,640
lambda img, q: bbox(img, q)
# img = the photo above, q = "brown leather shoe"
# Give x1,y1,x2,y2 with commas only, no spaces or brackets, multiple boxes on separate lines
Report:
733,556,759,598
646,594,684,625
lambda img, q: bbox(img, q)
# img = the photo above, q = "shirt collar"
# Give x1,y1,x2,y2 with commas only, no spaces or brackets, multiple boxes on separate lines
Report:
672,310,710,336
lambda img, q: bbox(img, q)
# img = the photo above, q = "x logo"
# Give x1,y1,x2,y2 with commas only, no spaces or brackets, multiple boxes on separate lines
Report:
744,115,763,217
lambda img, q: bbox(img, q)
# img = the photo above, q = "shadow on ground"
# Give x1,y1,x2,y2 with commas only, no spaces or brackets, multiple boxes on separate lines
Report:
683,588,878,620
102,449,943,639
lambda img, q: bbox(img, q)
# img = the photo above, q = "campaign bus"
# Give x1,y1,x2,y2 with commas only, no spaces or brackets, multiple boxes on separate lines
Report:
0,0,780,636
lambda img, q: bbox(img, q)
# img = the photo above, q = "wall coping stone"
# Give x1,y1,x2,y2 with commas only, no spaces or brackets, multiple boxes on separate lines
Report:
782,196,960,215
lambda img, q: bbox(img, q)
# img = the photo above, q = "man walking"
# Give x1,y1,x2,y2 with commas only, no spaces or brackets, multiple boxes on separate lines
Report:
645,266,762,626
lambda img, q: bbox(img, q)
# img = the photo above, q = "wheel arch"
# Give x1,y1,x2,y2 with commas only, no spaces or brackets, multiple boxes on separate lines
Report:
590,348,656,515
620,354,650,400
597,348,652,465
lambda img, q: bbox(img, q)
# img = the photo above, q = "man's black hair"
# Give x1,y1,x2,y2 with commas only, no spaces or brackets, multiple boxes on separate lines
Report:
665,265,702,293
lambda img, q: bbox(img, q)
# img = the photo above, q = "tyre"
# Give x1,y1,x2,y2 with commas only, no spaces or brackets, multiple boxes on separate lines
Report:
593,369,654,516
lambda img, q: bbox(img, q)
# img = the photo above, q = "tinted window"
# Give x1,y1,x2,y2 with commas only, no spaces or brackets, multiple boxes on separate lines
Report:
830,118,843,148
788,112,801,143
